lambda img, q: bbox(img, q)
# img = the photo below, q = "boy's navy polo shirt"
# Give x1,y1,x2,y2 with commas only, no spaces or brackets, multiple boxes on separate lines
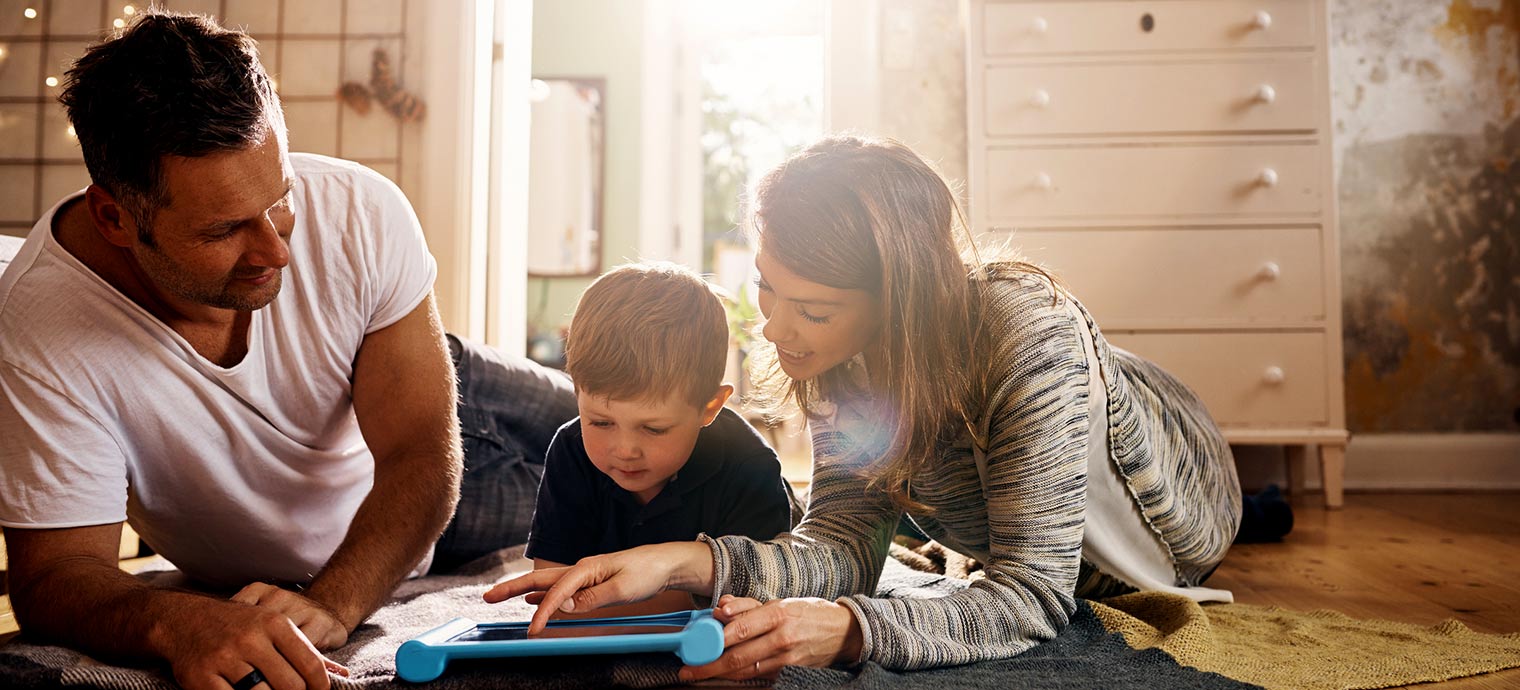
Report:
525,407,794,565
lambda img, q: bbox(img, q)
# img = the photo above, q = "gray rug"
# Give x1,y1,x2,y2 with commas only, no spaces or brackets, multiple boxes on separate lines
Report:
0,548,1251,689
774,599,1258,689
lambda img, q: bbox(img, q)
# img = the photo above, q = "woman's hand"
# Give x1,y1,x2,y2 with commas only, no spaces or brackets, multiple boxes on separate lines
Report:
482,542,713,634
677,595,864,682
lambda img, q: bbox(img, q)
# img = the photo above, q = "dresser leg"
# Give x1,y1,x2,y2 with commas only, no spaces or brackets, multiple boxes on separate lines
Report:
1284,445,1309,498
1320,444,1346,509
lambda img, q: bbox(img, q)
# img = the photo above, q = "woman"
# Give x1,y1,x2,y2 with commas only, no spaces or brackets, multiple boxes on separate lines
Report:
486,136,1242,680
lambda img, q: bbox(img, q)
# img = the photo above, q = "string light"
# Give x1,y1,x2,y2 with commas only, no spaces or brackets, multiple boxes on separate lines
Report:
123,4,136,15
0,46,8,60
113,18,125,28
66,125,76,138
45,76,58,87
23,8,38,19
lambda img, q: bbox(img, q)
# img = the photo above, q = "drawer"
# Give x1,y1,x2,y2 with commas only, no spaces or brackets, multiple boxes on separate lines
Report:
984,142,1322,221
983,0,1317,55
1013,226,1324,326
985,57,1318,136
1106,331,1329,426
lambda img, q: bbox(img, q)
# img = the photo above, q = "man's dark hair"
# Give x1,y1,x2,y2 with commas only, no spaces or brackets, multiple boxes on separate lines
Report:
58,12,281,237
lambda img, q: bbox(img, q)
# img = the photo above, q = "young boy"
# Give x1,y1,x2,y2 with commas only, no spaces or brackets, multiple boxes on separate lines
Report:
524,262,796,613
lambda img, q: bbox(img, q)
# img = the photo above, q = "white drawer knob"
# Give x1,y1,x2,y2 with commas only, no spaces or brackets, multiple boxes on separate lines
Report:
1255,84,1277,104
1031,89,1051,108
1034,172,1053,190
1262,366,1286,385
1030,16,1049,34
1258,261,1281,280
1256,168,1279,187
1251,10,1272,30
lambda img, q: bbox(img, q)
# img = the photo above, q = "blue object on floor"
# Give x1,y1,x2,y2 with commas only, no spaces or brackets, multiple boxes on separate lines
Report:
1235,484,1294,543
394,609,725,683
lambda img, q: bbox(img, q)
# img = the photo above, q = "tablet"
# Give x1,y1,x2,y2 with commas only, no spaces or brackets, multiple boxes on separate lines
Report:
394,609,725,682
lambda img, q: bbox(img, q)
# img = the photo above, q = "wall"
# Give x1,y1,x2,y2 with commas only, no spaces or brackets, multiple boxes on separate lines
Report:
0,0,428,239
877,0,967,203
1332,0,1519,432
526,0,644,337
875,0,1519,435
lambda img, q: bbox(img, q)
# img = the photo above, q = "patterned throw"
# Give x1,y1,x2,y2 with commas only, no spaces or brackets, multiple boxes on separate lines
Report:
1,545,1516,689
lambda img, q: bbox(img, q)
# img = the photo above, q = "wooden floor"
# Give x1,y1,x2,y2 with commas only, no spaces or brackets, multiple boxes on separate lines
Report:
1208,492,1520,689
3,493,1518,687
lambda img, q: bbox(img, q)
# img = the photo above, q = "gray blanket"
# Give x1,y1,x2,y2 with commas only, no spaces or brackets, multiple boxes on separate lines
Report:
0,549,1250,689
0,549,959,689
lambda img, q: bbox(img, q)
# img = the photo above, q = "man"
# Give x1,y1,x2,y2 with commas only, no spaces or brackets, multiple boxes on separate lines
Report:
0,13,574,690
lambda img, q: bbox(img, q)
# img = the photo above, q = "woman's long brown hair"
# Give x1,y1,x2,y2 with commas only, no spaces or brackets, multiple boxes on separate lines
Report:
747,135,1048,509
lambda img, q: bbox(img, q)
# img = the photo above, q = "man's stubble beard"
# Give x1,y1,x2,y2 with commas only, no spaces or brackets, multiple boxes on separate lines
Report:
133,244,284,312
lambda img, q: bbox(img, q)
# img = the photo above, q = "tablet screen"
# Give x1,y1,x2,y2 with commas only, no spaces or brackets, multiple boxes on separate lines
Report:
452,624,685,642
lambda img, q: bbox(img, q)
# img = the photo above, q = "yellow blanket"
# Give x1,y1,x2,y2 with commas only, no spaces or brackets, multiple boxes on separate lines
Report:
1093,591,1520,690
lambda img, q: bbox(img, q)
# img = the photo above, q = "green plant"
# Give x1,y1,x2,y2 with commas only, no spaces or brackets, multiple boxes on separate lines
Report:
725,281,761,350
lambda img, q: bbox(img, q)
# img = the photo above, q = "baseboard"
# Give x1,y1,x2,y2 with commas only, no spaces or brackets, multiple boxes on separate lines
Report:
1344,434,1520,490
1235,433,1520,491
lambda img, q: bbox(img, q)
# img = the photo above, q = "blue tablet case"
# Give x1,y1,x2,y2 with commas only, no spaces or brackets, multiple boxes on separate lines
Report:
395,609,725,683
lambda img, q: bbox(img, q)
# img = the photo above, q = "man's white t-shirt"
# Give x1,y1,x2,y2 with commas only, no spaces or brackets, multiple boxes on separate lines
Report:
0,153,438,588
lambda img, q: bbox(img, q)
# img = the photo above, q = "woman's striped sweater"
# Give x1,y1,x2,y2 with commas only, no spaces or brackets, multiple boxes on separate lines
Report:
701,274,1241,670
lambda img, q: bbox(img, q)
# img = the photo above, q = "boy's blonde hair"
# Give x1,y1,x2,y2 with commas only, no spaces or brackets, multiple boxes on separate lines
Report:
565,262,729,408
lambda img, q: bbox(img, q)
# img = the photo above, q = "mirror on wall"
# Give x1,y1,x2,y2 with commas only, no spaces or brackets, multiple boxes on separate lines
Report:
526,77,605,277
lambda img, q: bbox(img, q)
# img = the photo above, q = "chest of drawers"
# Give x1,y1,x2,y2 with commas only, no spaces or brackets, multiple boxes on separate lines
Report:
966,0,1348,506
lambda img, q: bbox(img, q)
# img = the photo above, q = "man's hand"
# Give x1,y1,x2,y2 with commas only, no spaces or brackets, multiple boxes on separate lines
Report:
4,524,348,689
232,583,349,651
153,596,349,690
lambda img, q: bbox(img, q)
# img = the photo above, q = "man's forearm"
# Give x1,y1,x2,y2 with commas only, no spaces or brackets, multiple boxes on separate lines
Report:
319,295,464,629
10,558,208,664
304,446,461,629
